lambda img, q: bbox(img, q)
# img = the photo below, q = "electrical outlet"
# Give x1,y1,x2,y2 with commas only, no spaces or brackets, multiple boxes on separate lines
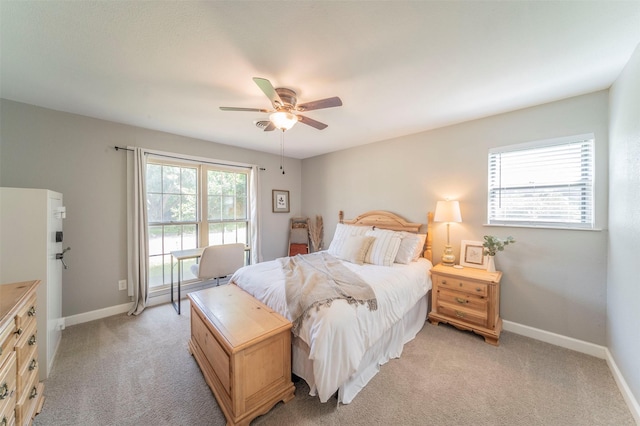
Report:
118,279,127,291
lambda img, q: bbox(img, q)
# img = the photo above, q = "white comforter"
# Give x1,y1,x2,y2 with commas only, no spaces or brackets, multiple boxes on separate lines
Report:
230,255,432,402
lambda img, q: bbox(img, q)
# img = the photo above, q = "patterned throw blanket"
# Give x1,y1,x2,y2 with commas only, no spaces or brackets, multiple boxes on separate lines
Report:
279,252,378,335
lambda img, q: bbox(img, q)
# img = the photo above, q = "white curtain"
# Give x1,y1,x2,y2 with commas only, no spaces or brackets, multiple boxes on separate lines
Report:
127,147,149,315
249,165,262,264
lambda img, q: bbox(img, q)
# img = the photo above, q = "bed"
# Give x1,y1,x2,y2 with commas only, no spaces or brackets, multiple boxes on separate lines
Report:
230,210,434,404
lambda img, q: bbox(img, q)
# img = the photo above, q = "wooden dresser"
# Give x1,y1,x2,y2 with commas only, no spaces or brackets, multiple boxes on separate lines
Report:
428,264,503,345
188,285,295,426
0,281,45,426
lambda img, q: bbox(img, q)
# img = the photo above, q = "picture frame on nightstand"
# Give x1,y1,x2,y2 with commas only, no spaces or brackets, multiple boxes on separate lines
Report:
460,240,487,269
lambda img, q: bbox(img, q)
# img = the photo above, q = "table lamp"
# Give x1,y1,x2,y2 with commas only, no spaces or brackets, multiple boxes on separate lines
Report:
434,200,462,266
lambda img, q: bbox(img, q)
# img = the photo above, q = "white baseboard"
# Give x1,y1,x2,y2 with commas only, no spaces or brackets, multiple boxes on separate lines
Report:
64,302,133,327
504,320,639,422
604,348,640,425
503,320,607,358
62,280,225,326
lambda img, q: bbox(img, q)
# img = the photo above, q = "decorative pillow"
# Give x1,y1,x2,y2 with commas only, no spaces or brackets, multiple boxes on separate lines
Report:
336,235,375,265
364,229,402,266
412,234,427,261
327,223,371,257
395,232,422,264
290,227,309,244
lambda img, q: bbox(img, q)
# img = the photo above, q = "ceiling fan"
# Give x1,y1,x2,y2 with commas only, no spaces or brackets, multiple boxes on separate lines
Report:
220,77,342,131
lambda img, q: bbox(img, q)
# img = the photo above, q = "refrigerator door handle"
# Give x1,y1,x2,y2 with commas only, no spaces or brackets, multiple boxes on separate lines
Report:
55,247,71,269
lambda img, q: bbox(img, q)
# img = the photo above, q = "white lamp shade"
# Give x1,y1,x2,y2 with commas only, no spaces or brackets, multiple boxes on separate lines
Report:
270,111,298,130
434,200,462,223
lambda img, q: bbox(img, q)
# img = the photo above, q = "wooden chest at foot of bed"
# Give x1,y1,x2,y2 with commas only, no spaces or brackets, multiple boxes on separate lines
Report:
188,285,295,426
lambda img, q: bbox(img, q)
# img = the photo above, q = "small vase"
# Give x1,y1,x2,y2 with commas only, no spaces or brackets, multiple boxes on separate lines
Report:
487,256,496,273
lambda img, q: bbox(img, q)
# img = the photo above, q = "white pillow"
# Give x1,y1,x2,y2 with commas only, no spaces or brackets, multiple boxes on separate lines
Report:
336,235,375,265
395,232,422,264
327,223,371,257
412,234,427,261
364,229,402,266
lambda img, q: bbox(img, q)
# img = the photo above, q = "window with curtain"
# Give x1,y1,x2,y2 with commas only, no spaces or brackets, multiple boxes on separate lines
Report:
146,158,250,288
487,134,595,229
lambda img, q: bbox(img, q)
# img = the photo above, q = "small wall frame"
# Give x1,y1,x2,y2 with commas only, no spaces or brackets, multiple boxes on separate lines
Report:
460,240,487,269
272,190,290,213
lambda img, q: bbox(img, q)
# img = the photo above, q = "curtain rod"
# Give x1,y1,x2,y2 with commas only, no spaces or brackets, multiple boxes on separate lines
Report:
114,146,266,171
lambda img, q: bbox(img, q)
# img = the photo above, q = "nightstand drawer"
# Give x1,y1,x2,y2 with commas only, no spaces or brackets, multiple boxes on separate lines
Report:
437,303,488,328
436,275,488,297
438,288,487,313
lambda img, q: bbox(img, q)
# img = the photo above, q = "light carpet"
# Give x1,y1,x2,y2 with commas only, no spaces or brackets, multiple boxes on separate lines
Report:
34,300,635,425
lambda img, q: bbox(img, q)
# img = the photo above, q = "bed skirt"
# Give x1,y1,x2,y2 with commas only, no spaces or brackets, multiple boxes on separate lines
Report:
291,290,430,404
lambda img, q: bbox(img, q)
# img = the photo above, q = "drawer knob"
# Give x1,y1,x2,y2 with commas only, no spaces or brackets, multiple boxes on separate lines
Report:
455,297,467,304
2,415,7,426
14,328,23,336
0,383,9,400
29,386,38,399
29,334,37,346
29,358,38,371
0,383,8,400
476,288,482,292
28,306,36,317
441,280,447,285
455,310,466,318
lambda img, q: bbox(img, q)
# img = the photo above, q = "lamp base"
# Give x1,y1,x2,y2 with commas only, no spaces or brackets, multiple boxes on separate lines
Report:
441,245,456,266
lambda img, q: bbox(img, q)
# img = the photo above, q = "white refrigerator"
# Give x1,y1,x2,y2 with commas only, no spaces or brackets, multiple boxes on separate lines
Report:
0,187,65,380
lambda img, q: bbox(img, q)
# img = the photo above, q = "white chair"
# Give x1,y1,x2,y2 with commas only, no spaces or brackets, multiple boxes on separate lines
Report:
190,243,246,286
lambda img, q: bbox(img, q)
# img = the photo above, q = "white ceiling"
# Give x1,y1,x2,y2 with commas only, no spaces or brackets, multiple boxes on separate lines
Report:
1,1,639,159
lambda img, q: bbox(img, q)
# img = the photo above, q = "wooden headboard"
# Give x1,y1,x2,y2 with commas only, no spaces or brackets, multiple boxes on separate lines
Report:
338,210,434,263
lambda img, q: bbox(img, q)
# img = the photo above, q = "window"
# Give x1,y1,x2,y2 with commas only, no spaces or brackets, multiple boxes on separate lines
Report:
146,159,250,288
487,134,594,229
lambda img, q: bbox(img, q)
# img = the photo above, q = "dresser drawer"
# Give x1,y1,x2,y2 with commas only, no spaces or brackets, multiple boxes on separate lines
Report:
436,275,488,297
0,321,15,370
0,352,17,421
15,371,39,426
0,401,16,426
14,295,36,336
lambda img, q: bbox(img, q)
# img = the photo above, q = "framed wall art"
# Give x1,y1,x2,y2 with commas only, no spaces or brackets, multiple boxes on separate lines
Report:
460,240,487,269
272,189,290,213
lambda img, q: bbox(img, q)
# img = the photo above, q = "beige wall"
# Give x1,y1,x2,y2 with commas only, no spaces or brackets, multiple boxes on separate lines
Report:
302,90,610,345
0,100,302,317
608,44,640,408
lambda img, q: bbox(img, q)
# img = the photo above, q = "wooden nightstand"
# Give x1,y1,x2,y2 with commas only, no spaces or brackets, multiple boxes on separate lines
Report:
428,263,503,345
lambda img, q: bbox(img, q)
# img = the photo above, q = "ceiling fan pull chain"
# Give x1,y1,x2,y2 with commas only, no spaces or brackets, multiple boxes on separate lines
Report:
280,130,286,175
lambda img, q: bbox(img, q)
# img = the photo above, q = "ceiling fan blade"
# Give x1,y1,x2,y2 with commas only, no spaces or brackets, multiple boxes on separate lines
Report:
220,106,270,112
296,96,342,112
254,120,276,131
253,77,284,108
298,115,328,130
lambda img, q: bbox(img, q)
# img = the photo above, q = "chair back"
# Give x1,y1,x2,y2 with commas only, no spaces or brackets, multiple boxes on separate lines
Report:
197,243,245,280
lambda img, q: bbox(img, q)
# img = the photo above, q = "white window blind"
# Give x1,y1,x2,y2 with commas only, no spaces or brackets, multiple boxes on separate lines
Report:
487,134,595,229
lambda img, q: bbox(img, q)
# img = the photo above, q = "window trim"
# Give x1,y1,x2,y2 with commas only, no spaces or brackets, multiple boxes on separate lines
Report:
487,133,595,230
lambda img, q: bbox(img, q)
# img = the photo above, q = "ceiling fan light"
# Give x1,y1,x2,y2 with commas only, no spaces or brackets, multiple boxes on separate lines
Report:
270,111,298,131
